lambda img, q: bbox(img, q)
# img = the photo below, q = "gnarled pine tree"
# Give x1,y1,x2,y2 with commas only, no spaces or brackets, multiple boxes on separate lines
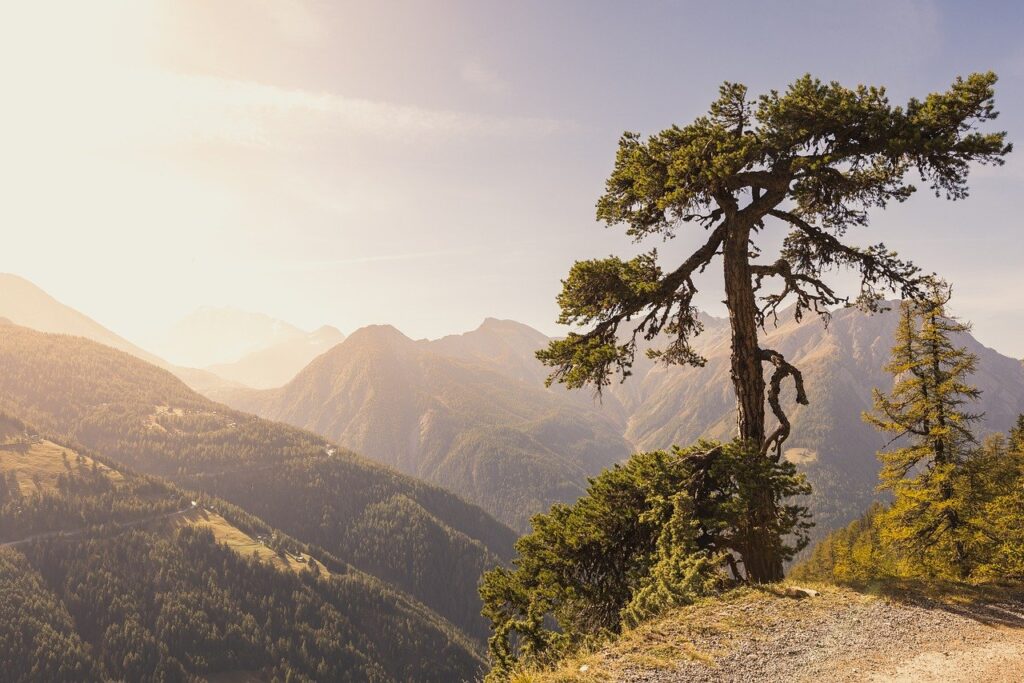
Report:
538,74,1010,582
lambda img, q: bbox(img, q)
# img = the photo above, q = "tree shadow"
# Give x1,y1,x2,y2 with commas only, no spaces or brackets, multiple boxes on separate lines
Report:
846,578,1024,630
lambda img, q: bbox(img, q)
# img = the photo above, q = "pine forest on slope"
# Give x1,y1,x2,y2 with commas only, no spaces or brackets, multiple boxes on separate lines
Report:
0,322,516,649
0,414,484,682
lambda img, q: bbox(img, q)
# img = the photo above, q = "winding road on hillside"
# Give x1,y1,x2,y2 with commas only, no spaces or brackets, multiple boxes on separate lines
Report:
0,502,196,549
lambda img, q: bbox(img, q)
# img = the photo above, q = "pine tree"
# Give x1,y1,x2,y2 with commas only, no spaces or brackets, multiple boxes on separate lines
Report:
1010,414,1024,451
538,73,1009,582
864,282,982,578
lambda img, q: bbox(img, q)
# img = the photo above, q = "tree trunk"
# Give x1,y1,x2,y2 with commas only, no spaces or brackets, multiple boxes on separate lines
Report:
722,224,766,446
722,222,785,583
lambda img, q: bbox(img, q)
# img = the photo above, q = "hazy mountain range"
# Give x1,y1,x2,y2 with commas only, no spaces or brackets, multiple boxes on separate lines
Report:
213,307,1024,535
0,274,232,393
4,272,1024,539
215,321,632,531
206,323,345,389
0,320,514,668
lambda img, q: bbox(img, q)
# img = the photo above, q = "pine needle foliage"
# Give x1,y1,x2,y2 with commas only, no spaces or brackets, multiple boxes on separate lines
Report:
479,440,810,680
794,289,1024,585
864,282,982,577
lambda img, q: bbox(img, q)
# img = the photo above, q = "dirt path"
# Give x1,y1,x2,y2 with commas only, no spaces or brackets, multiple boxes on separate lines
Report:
868,630,1024,682
0,503,195,548
548,584,1024,682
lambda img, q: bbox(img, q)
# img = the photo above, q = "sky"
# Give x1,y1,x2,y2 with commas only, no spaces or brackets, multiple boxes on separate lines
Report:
1,0,1023,357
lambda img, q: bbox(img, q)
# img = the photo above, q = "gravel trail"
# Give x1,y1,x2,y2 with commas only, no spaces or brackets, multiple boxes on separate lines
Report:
559,585,1024,682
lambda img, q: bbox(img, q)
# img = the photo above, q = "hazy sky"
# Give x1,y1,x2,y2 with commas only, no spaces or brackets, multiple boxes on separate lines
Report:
2,1,1023,356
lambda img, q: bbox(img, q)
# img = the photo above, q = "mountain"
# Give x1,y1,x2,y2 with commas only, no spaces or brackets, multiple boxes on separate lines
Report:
152,306,309,368
609,304,1024,532
219,323,633,531
426,306,1024,535
207,324,345,388
221,306,1024,540
0,414,483,682
0,273,234,394
0,273,165,364
0,323,516,646
430,318,554,385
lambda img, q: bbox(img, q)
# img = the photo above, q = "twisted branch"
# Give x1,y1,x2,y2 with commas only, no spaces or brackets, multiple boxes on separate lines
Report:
758,347,809,458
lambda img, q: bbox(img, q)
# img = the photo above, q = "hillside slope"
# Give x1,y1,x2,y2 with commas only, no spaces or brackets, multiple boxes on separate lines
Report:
527,584,1024,682
0,274,234,393
0,417,484,682
0,324,516,644
222,324,632,531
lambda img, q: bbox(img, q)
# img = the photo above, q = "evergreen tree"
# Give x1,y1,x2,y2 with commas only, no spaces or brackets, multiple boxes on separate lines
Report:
479,440,810,678
792,425,1024,584
864,282,983,578
1010,414,1024,451
538,74,1009,581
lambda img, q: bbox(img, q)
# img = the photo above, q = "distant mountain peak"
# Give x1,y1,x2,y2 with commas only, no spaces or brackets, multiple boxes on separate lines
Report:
312,324,344,337
156,306,306,367
343,324,414,347
476,317,544,334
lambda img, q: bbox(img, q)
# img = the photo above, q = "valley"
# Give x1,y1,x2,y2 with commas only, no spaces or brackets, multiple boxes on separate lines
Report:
4,6,1023,680
0,321,515,654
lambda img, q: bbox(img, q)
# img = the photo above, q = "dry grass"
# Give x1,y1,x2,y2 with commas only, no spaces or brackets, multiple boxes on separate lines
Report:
0,438,123,495
512,579,1024,682
169,508,330,577
514,583,855,682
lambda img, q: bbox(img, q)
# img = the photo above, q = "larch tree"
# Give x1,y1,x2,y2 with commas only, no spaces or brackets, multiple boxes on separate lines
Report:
1011,414,1024,451
865,281,983,578
538,74,1010,582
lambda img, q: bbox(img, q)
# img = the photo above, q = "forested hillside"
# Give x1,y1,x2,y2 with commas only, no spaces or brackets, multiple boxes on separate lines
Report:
0,417,483,681
0,323,516,646
0,274,233,393
220,323,631,531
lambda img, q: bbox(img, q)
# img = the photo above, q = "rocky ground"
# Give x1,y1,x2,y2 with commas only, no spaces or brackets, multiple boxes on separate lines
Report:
530,583,1024,682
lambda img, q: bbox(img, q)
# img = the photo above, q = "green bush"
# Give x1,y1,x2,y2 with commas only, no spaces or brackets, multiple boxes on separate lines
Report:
480,439,811,679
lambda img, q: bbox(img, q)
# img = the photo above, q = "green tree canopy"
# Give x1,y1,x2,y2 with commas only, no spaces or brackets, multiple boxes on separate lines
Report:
538,73,1010,581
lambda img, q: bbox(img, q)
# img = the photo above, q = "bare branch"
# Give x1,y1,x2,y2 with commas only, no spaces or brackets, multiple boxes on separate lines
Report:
769,209,925,307
750,258,842,328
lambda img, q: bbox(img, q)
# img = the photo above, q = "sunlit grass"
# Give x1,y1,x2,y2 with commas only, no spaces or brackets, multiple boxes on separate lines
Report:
0,438,123,495
169,507,330,577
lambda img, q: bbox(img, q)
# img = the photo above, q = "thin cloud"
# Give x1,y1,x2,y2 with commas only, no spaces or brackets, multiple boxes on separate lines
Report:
137,70,571,149
253,248,480,273
460,59,511,97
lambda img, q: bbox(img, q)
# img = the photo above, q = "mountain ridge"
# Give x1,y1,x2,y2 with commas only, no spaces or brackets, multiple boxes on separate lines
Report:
220,321,633,531
0,322,516,645
0,273,237,393
218,304,1024,539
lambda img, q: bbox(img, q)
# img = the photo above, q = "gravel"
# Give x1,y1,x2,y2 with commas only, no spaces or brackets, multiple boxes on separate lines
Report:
587,585,1024,683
